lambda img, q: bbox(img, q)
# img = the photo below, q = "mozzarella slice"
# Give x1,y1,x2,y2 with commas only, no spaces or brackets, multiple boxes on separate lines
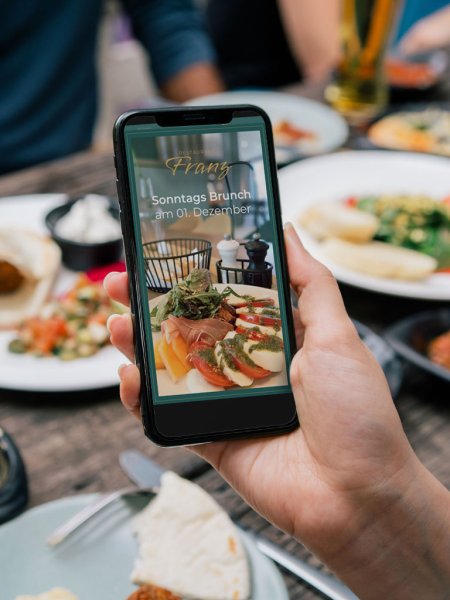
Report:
235,318,283,338
214,344,253,387
243,341,284,372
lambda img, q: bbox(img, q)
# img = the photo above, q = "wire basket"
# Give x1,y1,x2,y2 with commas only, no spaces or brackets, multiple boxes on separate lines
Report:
142,238,212,293
216,259,273,289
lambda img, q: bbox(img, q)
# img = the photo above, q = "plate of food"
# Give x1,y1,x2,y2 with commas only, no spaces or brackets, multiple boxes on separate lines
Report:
148,270,287,397
0,194,126,391
385,309,450,384
386,51,448,91
368,107,450,156
278,151,450,300
0,472,288,600
185,91,349,161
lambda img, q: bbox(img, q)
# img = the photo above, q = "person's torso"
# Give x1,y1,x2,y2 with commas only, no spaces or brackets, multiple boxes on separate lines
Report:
206,0,301,90
0,0,103,174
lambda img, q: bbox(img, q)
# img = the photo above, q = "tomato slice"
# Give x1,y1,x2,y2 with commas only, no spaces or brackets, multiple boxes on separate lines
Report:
238,313,281,327
235,326,268,341
247,299,275,308
189,346,234,387
227,350,271,379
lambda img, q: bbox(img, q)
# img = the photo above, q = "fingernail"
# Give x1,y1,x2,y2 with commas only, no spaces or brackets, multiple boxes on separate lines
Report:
284,222,304,247
106,313,121,333
118,363,128,377
103,271,120,289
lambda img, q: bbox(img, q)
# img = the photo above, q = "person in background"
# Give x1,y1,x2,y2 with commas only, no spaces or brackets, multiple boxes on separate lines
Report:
105,224,450,600
397,1,450,55
205,0,341,88
0,0,224,176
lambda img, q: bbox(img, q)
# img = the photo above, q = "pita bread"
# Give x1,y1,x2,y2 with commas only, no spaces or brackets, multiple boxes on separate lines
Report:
0,230,61,329
132,472,250,600
16,589,78,600
322,238,437,280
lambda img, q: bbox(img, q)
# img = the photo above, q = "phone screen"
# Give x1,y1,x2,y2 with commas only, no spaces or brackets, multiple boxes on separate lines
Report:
123,112,293,407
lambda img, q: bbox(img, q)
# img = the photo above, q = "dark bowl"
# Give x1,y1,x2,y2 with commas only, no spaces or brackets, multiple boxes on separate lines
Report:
45,197,123,272
384,309,450,384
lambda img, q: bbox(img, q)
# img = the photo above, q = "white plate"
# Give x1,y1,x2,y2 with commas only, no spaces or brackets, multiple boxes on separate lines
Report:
0,194,123,391
0,494,289,600
151,284,288,397
185,91,349,160
278,151,450,300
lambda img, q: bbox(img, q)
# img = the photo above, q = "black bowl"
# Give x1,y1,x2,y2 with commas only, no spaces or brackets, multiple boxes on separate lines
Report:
384,309,450,384
45,197,123,271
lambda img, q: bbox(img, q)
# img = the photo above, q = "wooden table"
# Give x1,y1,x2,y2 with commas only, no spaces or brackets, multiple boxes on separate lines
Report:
0,147,449,600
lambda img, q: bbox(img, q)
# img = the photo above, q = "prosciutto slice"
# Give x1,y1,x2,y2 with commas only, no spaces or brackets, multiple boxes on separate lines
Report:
168,315,233,347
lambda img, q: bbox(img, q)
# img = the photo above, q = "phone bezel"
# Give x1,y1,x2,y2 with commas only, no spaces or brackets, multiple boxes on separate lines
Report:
113,105,298,446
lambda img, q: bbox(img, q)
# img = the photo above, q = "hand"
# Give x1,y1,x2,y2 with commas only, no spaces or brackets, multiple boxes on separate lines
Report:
399,6,450,56
105,224,450,599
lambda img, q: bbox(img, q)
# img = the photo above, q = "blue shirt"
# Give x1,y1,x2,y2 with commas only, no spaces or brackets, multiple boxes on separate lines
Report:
395,0,450,42
0,0,216,174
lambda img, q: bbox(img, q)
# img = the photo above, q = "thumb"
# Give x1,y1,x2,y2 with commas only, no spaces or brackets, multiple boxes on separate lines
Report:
284,223,356,345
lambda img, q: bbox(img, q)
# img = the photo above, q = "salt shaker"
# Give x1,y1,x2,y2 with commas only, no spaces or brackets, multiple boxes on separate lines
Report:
217,234,240,269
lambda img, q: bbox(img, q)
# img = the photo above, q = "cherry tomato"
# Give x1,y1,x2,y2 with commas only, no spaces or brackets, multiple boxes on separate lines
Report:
344,196,358,208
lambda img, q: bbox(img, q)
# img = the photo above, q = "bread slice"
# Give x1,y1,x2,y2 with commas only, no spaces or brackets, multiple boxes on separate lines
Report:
131,472,250,600
299,204,379,243
16,589,78,600
0,230,61,329
322,238,437,280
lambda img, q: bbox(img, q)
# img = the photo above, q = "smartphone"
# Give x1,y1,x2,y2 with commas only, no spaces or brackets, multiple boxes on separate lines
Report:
113,105,298,446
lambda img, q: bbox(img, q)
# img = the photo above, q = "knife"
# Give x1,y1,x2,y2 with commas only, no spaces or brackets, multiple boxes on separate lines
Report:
119,450,359,600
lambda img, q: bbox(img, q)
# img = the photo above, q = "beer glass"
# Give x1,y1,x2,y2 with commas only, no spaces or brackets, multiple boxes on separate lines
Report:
326,0,400,123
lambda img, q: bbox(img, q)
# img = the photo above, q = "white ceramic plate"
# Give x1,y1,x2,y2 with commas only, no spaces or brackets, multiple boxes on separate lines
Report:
278,151,450,300
0,494,289,600
151,284,288,397
185,91,349,161
0,194,123,391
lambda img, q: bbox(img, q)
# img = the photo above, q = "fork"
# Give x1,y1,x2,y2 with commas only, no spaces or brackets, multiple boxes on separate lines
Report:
46,486,157,547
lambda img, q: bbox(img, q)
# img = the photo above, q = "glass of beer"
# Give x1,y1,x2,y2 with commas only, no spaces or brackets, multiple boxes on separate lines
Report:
326,0,400,124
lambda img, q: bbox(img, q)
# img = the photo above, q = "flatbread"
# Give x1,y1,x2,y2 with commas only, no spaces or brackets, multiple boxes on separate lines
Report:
0,230,61,329
368,110,450,156
132,472,250,600
322,238,437,280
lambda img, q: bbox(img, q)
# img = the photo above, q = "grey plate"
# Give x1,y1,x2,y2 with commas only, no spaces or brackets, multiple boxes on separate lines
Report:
0,494,288,600
384,309,450,384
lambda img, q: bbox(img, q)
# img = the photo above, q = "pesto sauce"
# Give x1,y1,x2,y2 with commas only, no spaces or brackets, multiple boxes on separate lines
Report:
249,335,284,353
216,343,239,371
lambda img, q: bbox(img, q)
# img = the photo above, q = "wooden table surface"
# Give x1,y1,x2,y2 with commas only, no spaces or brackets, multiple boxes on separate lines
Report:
0,142,449,600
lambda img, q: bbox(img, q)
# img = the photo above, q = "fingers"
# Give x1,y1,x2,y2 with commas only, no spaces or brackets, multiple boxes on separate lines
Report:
284,223,352,337
118,363,141,420
107,313,135,362
104,272,130,307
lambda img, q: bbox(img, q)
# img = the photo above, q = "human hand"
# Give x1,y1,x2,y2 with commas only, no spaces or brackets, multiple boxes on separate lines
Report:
399,6,450,56
105,225,450,599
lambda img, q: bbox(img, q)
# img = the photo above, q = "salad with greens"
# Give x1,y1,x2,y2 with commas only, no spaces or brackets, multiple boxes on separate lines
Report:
348,194,450,268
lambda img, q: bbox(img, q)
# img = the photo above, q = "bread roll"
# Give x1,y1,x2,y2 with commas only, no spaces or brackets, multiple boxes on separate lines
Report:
299,204,379,243
322,238,437,280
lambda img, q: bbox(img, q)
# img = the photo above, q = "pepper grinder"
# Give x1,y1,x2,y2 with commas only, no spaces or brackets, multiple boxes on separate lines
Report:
243,233,272,288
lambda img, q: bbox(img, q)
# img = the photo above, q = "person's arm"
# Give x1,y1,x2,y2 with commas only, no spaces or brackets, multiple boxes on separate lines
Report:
277,0,341,83
120,0,224,102
105,225,450,599
399,5,450,56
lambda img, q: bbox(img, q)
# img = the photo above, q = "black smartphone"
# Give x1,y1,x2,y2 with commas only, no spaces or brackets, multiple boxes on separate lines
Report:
113,105,298,446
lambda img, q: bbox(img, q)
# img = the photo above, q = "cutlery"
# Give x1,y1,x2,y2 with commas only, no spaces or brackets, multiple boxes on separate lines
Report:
120,450,359,600
46,486,157,547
